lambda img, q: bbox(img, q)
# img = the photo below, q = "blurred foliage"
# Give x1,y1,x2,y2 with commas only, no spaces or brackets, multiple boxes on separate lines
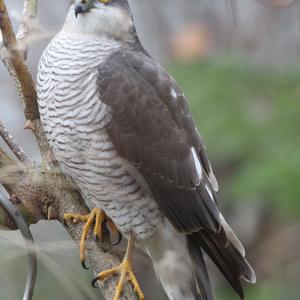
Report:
220,282,300,300
169,60,300,217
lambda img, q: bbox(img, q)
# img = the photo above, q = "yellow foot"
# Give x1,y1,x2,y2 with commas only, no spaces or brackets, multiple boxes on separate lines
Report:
92,235,144,300
64,208,121,268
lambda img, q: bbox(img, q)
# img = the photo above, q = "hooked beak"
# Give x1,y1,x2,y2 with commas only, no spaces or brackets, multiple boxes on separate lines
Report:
75,4,84,18
75,0,94,18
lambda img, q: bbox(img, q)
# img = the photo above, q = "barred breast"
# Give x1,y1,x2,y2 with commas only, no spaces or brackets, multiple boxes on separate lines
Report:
37,32,163,239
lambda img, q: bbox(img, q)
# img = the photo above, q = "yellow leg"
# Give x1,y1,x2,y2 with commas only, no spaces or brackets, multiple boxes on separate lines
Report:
64,208,121,268
93,234,144,300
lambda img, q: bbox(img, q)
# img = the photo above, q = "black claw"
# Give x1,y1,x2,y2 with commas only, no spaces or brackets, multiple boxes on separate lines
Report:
81,261,90,270
91,277,100,288
111,231,123,246
94,235,99,242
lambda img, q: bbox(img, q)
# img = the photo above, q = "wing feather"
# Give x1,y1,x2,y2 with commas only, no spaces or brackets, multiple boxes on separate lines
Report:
98,50,220,233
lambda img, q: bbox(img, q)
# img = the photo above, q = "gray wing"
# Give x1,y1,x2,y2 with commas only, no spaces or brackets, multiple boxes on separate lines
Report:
98,50,220,234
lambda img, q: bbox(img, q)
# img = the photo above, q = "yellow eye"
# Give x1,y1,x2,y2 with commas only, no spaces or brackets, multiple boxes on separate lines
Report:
98,0,111,3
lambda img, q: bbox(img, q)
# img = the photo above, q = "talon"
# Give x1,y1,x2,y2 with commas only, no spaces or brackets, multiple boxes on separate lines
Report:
91,276,100,288
63,208,121,268
111,231,123,246
81,260,90,270
96,234,145,300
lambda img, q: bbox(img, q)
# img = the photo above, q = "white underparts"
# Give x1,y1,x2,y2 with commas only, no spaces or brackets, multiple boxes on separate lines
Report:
144,220,198,300
37,33,163,240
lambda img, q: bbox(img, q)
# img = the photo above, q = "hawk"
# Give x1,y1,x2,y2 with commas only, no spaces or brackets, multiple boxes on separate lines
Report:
37,0,256,299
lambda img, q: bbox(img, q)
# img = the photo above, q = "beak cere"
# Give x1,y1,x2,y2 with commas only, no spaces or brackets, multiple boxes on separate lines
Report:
75,5,84,18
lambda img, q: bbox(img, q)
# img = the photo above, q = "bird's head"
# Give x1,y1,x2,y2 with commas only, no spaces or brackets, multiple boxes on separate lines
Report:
64,0,135,41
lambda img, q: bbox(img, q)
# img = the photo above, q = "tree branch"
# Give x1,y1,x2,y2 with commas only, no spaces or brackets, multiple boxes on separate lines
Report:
0,155,136,299
0,1,137,299
17,0,38,58
0,0,39,120
0,148,21,193
0,120,31,164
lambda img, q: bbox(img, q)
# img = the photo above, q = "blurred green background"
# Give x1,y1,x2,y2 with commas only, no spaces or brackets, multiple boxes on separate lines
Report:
170,60,300,300
170,60,300,216
1,0,300,299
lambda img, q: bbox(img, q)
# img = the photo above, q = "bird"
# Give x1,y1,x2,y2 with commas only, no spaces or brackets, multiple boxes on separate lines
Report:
36,0,256,299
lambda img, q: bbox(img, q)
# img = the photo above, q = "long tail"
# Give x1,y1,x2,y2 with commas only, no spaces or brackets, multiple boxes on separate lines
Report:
187,242,214,300
145,216,255,300
188,214,256,299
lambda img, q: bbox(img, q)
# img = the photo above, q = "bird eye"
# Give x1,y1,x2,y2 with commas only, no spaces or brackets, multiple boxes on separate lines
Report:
98,0,111,3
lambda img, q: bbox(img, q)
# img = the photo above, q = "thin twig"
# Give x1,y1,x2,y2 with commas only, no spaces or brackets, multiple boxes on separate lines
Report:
0,120,32,164
17,0,39,58
228,0,239,27
0,190,37,300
